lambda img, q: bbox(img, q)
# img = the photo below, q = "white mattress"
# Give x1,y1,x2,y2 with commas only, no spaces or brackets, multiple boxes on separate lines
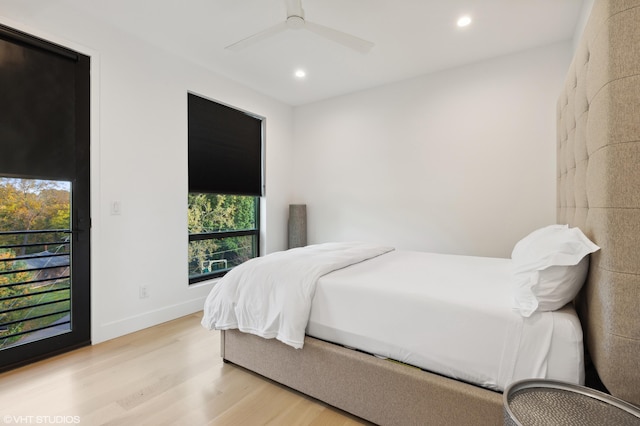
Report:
306,250,584,391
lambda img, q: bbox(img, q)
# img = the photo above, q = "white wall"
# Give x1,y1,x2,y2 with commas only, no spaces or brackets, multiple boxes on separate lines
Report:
0,8,294,343
292,42,573,258
573,0,595,50
0,3,575,345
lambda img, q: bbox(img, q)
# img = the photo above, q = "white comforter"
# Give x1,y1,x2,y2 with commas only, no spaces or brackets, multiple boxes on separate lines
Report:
201,242,394,349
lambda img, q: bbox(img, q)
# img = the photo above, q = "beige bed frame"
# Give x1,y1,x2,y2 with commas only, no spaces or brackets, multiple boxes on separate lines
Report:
221,1,640,424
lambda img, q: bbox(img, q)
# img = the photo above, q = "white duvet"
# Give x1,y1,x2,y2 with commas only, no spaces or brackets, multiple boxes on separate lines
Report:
201,242,393,349
307,250,584,390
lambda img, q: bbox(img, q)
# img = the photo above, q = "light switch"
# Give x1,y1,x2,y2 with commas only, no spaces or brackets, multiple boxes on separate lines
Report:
111,201,122,215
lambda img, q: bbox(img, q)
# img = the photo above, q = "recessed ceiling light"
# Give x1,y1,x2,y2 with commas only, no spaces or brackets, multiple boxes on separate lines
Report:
457,15,472,27
294,69,306,79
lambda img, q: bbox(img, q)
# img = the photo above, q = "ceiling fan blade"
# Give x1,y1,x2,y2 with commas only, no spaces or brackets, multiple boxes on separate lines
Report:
225,22,288,51
304,21,374,53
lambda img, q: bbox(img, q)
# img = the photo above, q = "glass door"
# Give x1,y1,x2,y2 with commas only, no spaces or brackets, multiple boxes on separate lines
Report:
0,25,90,369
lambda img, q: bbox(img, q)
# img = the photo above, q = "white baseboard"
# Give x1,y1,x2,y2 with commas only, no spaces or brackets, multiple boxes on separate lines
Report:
91,297,206,344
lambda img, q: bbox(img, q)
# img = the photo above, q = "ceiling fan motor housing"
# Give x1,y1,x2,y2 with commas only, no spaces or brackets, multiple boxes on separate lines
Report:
286,15,305,29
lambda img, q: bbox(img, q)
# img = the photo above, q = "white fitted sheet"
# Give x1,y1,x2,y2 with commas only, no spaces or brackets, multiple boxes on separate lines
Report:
306,250,584,391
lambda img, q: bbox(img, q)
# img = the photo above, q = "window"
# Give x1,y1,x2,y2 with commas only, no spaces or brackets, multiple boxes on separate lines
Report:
0,178,72,349
187,93,263,284
188,194,259,282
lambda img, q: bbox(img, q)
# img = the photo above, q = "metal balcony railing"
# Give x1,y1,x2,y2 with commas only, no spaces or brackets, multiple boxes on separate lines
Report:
0,229,71,349
188,230,258,284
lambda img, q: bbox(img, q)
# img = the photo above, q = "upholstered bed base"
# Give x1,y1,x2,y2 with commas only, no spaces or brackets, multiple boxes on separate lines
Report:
222,329,502,426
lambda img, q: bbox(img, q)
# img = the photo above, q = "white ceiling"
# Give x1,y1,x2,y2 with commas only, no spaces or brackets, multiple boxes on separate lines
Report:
40,0,585,105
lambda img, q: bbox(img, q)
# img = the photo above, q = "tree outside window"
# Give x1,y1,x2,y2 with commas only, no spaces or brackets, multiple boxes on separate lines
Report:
187,193,259,283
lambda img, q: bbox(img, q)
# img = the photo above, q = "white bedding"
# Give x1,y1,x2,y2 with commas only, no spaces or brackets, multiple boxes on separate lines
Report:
201,242,393,348
306,250,584,391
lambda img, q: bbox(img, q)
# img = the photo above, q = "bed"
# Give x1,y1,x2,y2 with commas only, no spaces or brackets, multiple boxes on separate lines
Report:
205,1,640,424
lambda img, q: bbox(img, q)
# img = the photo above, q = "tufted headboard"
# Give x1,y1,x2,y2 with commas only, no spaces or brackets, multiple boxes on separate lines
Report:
557,0,640,406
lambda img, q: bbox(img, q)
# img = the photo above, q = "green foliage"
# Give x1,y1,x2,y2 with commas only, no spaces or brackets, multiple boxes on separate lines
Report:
0,178,71,255
0,249,34,342
188,193,255,233
0,178,72,348
187,194,257,276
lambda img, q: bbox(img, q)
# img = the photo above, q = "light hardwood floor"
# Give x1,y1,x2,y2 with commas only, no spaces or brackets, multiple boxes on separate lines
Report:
0,313,370,425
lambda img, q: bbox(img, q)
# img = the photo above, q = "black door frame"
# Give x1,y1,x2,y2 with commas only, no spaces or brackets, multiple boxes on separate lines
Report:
0,24,91,370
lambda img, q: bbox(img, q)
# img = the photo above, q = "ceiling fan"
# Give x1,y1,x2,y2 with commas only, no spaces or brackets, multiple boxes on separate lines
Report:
225,0,374,53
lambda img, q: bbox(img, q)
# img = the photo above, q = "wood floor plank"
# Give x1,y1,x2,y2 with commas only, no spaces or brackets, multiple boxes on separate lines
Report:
0,312,370,425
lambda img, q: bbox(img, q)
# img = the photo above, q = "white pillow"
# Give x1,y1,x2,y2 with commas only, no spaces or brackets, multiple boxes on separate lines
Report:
511,224,600,317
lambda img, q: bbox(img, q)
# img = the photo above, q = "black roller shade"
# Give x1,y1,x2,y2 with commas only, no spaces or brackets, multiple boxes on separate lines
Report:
0,26,79,181
188,93,263,196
